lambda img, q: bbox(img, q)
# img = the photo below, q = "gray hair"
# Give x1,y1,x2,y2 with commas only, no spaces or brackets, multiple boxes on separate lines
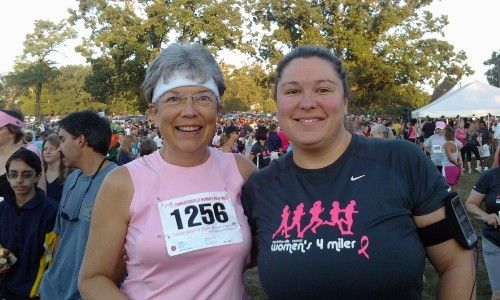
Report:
143,43,226,104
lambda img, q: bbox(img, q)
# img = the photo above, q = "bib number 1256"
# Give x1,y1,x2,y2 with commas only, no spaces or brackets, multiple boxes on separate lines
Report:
170,203,229,229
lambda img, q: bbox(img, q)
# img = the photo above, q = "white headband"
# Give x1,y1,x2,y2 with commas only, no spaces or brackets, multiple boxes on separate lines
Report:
151,71,220,103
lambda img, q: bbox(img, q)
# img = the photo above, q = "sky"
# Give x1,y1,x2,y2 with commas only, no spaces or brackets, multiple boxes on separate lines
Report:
1,0,499,87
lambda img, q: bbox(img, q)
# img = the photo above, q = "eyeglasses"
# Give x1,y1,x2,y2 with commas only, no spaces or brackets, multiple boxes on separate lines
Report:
60,158,107,222
6,171,35,179
43,146,58,152
157,91,218,107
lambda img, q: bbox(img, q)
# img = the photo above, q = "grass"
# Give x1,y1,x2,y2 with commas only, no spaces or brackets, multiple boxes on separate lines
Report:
243,168,493,299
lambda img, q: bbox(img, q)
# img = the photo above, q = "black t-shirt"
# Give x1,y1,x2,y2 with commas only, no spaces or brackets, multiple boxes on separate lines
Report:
466,132,479,147
473,168,500,247
242,134,449,299
46,176,64,203
251,142,271,169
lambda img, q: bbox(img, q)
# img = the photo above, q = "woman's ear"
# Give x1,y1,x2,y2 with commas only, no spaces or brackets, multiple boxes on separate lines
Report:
148,104,157,124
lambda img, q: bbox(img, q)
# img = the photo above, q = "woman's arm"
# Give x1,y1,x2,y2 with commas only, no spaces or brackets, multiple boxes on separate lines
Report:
414,208,475,300
234,153,256,183
465,189,500,228
78,167,133,300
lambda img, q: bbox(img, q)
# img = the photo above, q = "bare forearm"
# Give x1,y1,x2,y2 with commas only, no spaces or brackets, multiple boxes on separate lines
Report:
465,202,487,220
79,276,128,300
436,261,476,300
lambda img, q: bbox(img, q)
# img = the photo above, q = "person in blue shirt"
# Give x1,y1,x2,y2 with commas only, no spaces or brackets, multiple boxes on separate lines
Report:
266,122,283,154
0,148,58,299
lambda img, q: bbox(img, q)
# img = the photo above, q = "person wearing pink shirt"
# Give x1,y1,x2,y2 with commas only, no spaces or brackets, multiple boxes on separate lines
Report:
78,43,256,300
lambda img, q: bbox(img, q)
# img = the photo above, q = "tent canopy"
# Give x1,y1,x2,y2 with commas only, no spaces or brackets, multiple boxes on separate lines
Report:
412,81,500,118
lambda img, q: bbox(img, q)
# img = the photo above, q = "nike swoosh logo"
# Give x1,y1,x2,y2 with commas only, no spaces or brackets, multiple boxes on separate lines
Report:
350,175,366,181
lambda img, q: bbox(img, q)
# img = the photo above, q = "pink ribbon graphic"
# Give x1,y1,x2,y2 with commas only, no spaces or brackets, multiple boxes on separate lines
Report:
357,235,370,259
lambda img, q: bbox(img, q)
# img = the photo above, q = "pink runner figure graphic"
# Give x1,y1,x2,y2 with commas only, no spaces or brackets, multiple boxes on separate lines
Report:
299,201,324,238
288,203,306,238
339,200,358,235
272,205,291,239
323,200,346,231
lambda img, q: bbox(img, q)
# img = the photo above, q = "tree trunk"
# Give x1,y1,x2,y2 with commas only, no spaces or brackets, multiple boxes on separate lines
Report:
35,83,43,124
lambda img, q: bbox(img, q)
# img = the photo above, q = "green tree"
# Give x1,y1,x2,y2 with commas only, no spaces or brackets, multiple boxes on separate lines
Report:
246,0,472,113
430,75,459,101
0,75,23,109
223,64,271,112
484,50,500,87
6,20,76,122
18,65,107,116
69,0,249,113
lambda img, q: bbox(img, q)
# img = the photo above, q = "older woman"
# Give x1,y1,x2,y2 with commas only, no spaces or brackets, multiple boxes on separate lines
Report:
0,110,27,199
78,43,255,299
242,46,474,299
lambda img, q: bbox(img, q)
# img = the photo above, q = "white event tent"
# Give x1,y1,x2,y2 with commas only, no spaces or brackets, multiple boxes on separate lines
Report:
412,81,500,118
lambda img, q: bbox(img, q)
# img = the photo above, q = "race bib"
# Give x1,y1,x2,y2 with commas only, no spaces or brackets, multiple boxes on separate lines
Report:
158,191,243,256
432,145,442,154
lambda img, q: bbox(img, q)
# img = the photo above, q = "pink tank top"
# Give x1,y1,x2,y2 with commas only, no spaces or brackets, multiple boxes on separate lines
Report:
121,148,251,299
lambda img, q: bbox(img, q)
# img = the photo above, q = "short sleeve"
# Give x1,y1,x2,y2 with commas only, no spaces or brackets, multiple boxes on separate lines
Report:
52,206,62,235
423,136,431,147
403,142,449,215
473,172,490,195
241,175,257,236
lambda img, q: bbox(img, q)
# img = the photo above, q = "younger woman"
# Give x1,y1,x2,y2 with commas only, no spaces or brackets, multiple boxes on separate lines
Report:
116,135,135,166
0,148,57,299
42,135,67,202
442,126,463,192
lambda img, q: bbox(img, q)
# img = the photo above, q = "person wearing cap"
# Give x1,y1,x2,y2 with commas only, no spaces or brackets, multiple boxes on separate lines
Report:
78,43,256,299
423,120,463,173
0,110,46,199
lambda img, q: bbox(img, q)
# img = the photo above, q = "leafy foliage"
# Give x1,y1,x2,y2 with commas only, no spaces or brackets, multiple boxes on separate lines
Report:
69,0,249,112
484,50,500,87
4,20,75,122
223,64,273,112
430,75,459,101
245,0,473,113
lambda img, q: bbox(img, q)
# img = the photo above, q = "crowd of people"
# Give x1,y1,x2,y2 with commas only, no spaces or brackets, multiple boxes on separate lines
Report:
0,43,499,299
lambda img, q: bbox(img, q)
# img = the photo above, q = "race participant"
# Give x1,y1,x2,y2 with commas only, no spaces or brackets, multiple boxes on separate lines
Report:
442,126,463,192
78,42,256,299
424,120,462,173
0,148,57,299
242,46,475,299
465,148,500,300
0,110,28,199
42,135,68,202
39,111,118,299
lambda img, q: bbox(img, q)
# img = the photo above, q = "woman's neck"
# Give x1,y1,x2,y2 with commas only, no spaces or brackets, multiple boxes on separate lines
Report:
160,146,211,167
47,160,60,172
0,142,20,156
293,130,352,169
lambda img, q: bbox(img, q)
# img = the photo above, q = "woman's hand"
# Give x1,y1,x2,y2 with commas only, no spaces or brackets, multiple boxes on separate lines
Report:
481,213,500,228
